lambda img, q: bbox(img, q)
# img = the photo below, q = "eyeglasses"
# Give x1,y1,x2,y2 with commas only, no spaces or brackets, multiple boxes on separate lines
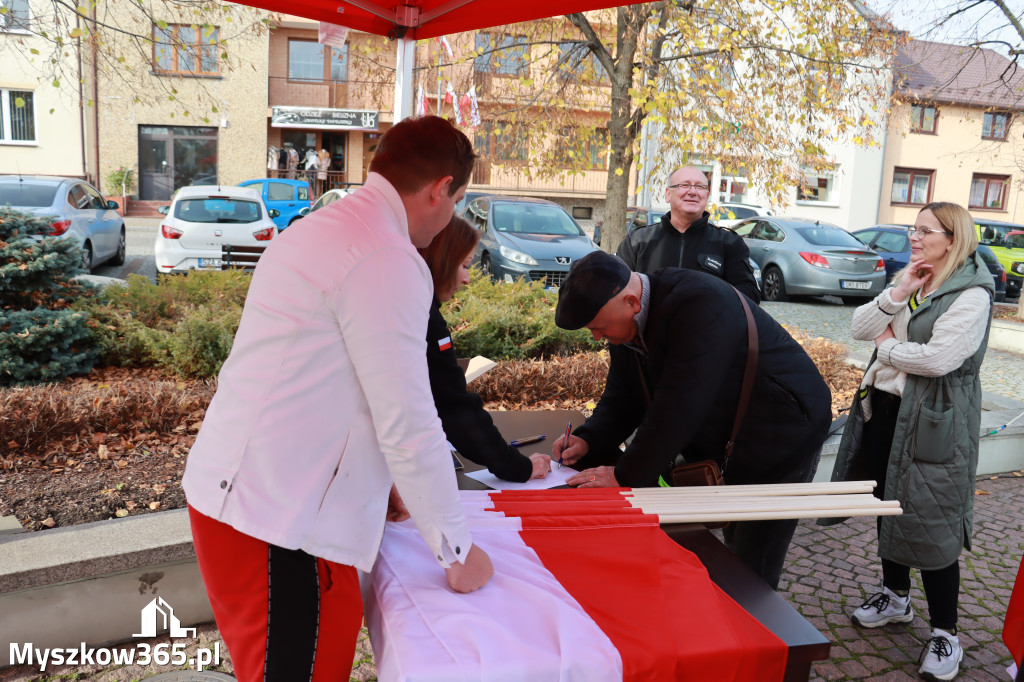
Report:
667,182,709,193
907,226,952,238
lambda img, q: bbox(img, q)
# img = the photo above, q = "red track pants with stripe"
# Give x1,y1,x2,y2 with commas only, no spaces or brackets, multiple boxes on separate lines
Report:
189,506,363,682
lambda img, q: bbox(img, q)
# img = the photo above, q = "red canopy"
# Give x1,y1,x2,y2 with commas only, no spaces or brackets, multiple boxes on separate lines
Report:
243,0,626,39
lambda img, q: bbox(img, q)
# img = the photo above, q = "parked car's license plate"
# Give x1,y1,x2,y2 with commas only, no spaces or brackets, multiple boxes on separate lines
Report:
198,258,223,269
840,280,871,290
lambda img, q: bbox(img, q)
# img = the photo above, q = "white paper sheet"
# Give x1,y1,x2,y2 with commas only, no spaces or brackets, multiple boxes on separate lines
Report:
465,465,578,491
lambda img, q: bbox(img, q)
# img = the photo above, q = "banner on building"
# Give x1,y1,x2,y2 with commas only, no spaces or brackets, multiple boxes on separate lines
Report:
271,107,379,131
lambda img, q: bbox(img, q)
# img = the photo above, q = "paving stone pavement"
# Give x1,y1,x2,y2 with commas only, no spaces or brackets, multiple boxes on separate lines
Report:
781,474,1023,681
762,298,1024,402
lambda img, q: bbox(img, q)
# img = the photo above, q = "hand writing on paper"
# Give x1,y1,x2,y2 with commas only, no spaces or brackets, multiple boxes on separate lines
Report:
528,453,552,479
386,484,410,522
552,433,589,466
446,544,494,593
874,325,895,348
567,466,620,488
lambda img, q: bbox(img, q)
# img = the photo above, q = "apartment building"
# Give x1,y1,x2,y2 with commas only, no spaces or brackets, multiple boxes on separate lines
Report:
0,0,88,178
264,16,615,225
879,40,1024,224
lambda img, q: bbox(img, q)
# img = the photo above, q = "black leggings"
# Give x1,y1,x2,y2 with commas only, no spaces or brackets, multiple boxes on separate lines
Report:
863,390,960,631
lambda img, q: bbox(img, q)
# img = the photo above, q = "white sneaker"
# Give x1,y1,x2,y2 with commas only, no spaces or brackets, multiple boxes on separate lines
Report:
918,628,963,681
851,586,914,628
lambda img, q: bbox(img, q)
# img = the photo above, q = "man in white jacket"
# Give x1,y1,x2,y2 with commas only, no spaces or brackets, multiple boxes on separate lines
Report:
183,116,492,682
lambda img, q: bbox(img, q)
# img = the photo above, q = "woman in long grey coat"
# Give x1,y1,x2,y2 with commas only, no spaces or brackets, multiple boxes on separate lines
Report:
831,202,994,682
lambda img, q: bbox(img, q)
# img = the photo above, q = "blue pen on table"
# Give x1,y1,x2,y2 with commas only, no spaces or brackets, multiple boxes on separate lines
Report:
557,421,571,470
509,434,546,447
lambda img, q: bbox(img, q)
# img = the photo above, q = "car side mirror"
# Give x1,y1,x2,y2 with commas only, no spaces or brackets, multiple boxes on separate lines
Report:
268,208,281,218
157,206,169,215
106,200,120,210
298,207,310,217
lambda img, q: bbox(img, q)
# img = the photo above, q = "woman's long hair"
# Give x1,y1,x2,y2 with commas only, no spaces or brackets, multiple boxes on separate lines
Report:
418,215,480,296
893,201,978,291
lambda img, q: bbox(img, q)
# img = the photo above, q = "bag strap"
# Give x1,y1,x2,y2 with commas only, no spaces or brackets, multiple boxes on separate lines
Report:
724,287,759,470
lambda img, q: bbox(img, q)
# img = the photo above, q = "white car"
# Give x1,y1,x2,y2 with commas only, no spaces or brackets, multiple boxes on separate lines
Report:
154,186,278,273
711,202,771,229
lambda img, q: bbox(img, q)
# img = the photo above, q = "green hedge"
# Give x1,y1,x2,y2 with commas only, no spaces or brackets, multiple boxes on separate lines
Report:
77,270,251,378
78,267,599,379
441,269,601,360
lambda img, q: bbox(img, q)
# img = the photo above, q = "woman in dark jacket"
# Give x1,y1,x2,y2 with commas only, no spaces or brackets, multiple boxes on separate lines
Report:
833,202,994,682
418,216,551,482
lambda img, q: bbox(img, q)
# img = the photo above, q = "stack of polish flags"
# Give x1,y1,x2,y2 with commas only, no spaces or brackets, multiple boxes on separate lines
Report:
364,488,791,682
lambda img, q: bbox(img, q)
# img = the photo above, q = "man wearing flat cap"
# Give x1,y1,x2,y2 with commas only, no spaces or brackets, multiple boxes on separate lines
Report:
552,251,831,589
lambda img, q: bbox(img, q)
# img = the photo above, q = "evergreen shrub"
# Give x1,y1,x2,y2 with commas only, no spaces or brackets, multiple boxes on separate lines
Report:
77,270,251,378
441,269,602,360
0,208,97,386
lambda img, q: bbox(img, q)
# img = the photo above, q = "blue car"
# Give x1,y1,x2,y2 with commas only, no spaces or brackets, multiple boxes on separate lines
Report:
851,225,911,282
0,175,126,271
238,178,311,230
461,196,598,288
852,224,1006,301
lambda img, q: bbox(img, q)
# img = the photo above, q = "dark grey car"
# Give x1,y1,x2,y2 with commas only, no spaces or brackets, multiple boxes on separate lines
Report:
461,196,598,288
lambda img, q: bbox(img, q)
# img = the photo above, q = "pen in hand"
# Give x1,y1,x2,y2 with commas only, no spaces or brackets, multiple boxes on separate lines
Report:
557,421,571,470
509,434,546,447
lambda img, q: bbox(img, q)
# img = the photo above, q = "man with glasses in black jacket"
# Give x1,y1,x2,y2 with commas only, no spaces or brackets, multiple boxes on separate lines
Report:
617,166,760,303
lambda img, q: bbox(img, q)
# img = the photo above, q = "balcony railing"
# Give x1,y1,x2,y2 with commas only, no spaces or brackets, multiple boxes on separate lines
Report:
268,76,391,111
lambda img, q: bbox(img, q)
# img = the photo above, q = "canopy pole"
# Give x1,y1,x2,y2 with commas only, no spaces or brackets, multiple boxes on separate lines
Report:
393,36,416,122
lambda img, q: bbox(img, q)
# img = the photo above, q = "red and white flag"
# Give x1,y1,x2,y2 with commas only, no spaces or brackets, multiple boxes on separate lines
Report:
318,22,349,49
437,336,452,352
459,92,472,125
417,84,429,117
1004,554,1024,671
437,35,454,60
365,489,788,682
466,85,481,127
445,83,462,125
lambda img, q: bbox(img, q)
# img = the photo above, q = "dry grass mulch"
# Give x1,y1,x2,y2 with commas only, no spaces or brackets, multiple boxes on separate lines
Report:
993,302,1024,322
0,335,861,532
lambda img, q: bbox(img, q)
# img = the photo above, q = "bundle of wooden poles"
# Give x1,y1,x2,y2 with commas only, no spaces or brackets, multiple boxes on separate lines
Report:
621,480,901,524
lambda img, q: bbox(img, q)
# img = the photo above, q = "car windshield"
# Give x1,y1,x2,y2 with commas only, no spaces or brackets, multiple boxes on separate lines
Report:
492,204,582,236
796,226,865,248
977,223,1024,249
0,182,58,207
175,198,261,223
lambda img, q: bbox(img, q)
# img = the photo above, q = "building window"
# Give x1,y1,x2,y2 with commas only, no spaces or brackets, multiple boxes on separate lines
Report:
555,127,608,170
891,168,933,205
474,33,529,77
982,112,1010,141
969,174,1009,210
476,121,528,163
910,105,937,134
556,43,608,84
288,40,348,82
153,24,219,76
797,170,835,203
718,166,750,203
0,0,30,30
0,89,35,143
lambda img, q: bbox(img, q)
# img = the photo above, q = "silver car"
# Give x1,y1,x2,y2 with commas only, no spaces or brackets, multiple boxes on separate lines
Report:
733,216,886,303
0,175,126,271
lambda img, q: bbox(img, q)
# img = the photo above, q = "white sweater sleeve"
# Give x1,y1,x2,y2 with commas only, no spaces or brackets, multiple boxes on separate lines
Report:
875,287,991,377
850,288,907,341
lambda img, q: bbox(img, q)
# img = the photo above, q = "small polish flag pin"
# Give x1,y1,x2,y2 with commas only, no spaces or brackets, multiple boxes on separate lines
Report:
438,336,452,351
